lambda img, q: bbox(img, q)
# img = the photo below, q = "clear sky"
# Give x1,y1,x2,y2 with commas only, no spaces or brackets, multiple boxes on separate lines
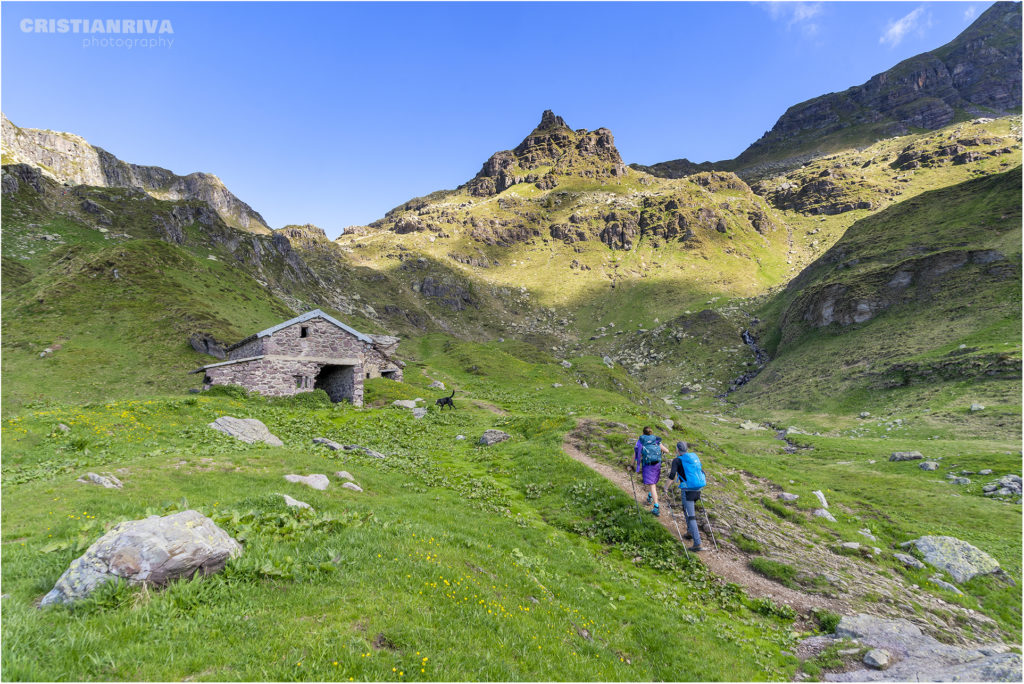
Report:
2,1,996,237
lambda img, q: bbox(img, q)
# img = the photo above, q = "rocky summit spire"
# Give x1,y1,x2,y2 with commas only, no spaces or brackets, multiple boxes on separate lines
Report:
464,111,626,197
537,109,568,132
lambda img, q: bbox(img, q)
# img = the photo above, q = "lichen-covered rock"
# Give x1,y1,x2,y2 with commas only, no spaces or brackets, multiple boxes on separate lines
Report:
39,510,240,606
281,494,311,510
284,474,329,490
392,400,418,409
900,535,1000,583
919,461,939,471
312,437,342,450
208,416,283,446
889,451,924,461
479,429,511,446
334,471,355,481
863,649,890,670
77,472,123,489
412,408,428,419
893,553,925,569
342,482,363,492
813,508,837,522
779,492,799,501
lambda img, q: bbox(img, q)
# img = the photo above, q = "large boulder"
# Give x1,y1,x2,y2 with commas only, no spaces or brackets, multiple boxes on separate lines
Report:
208,416,283,446
284,474,329,490
889,451,924,461
825,614,1021,682
40,510,241,606
479,429,511,446
900,535,1000,583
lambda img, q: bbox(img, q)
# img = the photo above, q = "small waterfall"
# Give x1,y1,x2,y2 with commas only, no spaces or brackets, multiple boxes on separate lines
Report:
723,329,769,394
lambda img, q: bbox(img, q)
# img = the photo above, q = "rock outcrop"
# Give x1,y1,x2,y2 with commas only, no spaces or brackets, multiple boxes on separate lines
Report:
40,510,241,606
208,416,283,446
821,614,1021,682
1,114,270,233
900,536,1001,583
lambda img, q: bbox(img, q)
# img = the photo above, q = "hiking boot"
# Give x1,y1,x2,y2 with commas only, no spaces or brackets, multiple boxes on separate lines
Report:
646,492,652,504
652,504,660,517
684,533,692,540
688,545,703,552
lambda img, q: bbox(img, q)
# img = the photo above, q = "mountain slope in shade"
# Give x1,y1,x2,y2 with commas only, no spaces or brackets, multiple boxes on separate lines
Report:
638,1,1022,179
1,114,271,234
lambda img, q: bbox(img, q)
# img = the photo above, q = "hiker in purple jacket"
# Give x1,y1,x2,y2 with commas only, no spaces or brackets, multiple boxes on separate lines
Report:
634,426,670,516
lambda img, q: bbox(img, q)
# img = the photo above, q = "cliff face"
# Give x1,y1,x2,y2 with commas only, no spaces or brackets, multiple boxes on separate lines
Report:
734,2,1022,168
1,114,270,234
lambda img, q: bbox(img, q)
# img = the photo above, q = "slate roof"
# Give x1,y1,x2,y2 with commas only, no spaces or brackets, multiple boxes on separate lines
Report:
226,309,374,351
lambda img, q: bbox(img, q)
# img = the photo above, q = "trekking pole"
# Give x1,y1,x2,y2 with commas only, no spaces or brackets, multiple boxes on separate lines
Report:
697,499,720,552
625,463,644,521
662,489,689,558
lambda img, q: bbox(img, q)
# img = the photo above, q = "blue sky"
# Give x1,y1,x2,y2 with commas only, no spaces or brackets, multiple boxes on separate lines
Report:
2,1,996,236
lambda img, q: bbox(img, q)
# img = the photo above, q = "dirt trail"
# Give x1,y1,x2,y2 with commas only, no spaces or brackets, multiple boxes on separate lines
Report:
561,434,849,619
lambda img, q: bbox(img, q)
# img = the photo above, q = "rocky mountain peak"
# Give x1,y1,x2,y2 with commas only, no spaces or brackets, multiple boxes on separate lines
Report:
536,109,569,132
1,113,271,234
465,111,626,197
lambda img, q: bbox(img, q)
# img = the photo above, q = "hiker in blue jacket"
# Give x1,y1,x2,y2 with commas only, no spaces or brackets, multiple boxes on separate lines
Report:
667,441,705,551
634,426,670,516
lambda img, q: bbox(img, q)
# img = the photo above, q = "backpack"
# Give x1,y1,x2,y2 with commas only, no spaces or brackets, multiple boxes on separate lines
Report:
678,452,706,490
639,435,662,465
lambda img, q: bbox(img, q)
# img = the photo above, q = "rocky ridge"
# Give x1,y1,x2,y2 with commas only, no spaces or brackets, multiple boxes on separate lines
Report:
1,113,270,234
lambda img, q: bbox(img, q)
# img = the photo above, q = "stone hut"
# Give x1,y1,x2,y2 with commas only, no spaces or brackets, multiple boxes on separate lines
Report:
191,309,402,406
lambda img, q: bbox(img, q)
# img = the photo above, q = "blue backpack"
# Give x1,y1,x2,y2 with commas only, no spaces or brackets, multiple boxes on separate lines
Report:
639,435,662,465
678,451,706,490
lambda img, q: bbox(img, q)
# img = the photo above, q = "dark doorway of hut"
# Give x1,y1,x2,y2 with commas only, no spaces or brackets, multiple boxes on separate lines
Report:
314,364,355,403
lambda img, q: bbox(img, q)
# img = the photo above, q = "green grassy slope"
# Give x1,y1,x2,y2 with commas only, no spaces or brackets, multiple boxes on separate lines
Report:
738,167,1022,425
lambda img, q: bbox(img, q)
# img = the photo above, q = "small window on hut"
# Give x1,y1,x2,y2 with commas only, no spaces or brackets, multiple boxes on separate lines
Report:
295,375,304,388
300,326,309,338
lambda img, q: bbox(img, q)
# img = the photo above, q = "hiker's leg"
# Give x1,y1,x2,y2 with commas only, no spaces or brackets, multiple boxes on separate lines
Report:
649,484,659,506
683,497,701,546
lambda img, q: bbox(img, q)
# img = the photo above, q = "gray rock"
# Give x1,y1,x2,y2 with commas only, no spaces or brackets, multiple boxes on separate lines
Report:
428,380,446,390
970,403,985,412
342,482,363,492
893,553,925,569
919,461,939,471
858,528,877,542
208,416,283,446
281,494,311,510
740,420,765,430
57,423,71,433
77,472,123,489
901,536,1000,583
779,492,799,501
551,383,562,388
560,360,572,369
929,575,964,595
392,400,418,409
479,429,511,446
662,419,674,430
889,451,923,461
840,542,861,551
812,490,829,508
863,649,890,670
456,435,465,440
39,510,240,606
979,469,993,475
785,426,809,436
284,473,329,490
312,437,342,451
412,407,428,419
859,412,871,418
950,477,971,485
602,356,614,368
813,508,837,522
341,444,386,459
334,471,355,481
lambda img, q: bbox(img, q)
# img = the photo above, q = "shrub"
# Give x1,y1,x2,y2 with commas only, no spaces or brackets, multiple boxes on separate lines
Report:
749,556,799,586
731,532,764,554
814,608,842,633
269,389,332,409
203,384,250,400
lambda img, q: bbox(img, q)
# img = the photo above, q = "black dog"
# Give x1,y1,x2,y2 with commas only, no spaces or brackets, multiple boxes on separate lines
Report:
435,389,455,410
